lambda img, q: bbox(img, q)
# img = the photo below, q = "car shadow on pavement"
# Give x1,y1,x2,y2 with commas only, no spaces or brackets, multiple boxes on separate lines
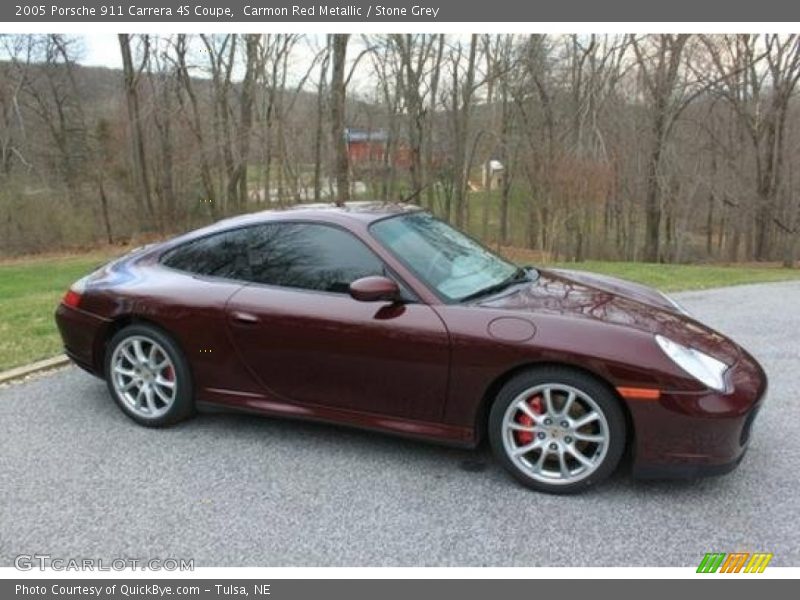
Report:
80,375,743,499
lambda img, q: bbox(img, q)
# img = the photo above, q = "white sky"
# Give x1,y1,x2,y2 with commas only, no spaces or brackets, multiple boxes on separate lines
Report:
76,33,379,98
82,33,122,69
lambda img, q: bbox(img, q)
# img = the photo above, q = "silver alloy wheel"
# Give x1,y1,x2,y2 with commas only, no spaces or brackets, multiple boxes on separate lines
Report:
110,335,177,419
501,383,610,486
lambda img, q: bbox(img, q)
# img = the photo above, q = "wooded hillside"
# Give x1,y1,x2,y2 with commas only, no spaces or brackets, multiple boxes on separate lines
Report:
1,34,799,266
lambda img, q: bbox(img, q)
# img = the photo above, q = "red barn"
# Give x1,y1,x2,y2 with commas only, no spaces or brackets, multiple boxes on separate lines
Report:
344,128,438,170
345,128,389,164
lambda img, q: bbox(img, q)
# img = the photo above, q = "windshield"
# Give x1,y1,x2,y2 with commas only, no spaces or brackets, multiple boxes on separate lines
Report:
370,211,523,302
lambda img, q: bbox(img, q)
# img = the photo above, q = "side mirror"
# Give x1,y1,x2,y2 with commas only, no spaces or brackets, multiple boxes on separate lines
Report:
349,276,401,303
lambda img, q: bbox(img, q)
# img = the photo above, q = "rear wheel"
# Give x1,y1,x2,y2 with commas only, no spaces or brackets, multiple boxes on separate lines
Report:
489,367,626,494
105,324,194,427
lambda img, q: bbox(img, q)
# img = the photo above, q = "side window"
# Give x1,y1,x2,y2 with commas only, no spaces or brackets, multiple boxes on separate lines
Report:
247,223,385,293
161,229,252,279
162,222,389,294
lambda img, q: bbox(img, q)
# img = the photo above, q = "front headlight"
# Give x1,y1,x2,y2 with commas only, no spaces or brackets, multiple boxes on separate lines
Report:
655,335,729,392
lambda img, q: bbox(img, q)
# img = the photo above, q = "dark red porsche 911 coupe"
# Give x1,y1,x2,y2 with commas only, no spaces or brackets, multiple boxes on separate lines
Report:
55,202,767,493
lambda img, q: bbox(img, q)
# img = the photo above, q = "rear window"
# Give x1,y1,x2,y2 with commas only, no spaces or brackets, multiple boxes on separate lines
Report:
161,228,252,279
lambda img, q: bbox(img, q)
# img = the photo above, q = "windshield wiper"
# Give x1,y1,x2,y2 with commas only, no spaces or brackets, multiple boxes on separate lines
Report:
459,267,532,303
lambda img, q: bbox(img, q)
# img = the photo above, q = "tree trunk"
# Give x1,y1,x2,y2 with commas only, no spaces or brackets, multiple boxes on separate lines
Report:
643,126,663,262
118,34,154,220
424,35,444,210
235,34,259,210
330,34,350,206
98,177,113,244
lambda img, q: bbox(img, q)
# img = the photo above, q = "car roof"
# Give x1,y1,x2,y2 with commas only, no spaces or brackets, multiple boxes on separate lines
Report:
148,202,425,254
209,201,422,230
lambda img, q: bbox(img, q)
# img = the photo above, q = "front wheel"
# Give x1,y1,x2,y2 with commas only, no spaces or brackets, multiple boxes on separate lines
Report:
489,367,626,494
105,324,194,427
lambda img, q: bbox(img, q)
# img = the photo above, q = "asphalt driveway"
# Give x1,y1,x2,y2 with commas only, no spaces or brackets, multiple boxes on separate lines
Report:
1,281,798,567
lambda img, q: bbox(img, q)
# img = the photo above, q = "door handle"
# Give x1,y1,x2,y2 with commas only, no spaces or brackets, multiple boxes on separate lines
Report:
230,311,259,325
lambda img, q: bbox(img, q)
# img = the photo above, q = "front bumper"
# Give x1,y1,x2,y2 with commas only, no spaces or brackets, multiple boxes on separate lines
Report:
629,349,767,479
54,303,111,377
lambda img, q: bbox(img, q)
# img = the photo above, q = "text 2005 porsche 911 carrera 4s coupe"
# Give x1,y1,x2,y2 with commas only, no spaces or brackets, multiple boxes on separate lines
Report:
55,202,767,494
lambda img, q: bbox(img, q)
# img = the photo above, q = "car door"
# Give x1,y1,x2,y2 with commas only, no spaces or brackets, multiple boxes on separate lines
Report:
224,221,451,423
157,227,277,391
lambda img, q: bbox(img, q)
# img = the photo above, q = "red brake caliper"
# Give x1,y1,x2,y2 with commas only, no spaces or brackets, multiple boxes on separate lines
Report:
515,395,543,445
163,365,174,382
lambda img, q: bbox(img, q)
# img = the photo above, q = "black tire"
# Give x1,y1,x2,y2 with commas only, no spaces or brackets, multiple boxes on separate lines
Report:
488,366,626,494
104,323,194,427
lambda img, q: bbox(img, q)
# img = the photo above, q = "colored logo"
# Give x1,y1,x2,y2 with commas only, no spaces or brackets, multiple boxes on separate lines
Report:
697,552,773,573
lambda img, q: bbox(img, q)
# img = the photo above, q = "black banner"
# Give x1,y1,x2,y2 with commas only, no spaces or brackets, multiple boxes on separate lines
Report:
3,579,797,599
4,0,800,22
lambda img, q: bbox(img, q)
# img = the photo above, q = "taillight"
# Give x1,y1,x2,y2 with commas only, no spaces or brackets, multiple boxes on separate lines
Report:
62,289,82,308
63,273,91,308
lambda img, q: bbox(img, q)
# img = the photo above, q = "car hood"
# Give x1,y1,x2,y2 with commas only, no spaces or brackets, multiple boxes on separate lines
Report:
477,268,740,365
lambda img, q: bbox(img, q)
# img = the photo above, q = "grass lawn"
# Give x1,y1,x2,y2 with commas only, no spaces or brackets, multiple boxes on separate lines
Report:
0,250,120,371
551,260,800,292
501,247,800,292
1,247,800,372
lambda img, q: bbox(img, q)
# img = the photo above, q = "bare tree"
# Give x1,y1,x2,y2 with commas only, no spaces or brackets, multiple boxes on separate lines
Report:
199,34,238,214
232,34,260,209
515,34,557,251
145,37,180,225
172,34,218,217
0,36,33,177
391,34,442,200
118,34,155,219
630,34,693,262
312,39,331,202
330,34,350,206
702,34,800,263
447,34,479,226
